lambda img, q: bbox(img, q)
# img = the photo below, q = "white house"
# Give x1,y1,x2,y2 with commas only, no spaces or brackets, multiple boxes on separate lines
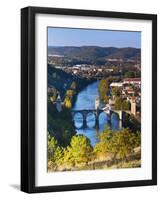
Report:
110,82,124,87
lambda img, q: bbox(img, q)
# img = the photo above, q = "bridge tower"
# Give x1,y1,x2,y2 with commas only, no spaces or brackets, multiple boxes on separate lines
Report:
95,96,100,128
118,110,122,129
95,96,99,110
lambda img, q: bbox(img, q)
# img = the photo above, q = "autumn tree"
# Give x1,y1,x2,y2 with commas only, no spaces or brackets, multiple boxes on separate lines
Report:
115,97,130,111
66,89,74,98
94,127,141,161
107,128,141,160
94,126,113,156
64,97,72,108
64,135,93,166
112,87,121,97
48,134,63,167
98,79,109,104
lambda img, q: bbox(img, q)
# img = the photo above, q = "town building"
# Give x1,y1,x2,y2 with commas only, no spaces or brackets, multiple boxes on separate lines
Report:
110,82,124,87
123,78,141,86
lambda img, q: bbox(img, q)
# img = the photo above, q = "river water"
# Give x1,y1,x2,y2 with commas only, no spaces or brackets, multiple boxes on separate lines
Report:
72,81,119,146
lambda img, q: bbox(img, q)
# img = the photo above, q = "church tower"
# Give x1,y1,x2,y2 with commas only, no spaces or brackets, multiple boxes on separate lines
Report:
56,94,62,112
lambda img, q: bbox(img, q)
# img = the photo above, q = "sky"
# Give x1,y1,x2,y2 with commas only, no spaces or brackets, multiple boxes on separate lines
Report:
48,27,141,48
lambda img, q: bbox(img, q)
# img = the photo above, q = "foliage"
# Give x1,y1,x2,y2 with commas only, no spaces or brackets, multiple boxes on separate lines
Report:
94,127,141,161
48,134,63,167
115,97,130,110
63,83,76,108
64,96,72,108
107,128,141,160
48,127,141,171
94,126,113,155
47,106,75,147
48,87,58,103
66,89,75,98
48,46,140,66
112,87,121,97
63,135,93,166
98,79,109,104
124,71,135,78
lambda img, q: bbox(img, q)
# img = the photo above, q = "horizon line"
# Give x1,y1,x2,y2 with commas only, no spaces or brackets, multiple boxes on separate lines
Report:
48,45,141,49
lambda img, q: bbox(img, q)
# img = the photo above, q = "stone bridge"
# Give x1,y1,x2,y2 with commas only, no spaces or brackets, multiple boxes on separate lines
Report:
71,108,125,129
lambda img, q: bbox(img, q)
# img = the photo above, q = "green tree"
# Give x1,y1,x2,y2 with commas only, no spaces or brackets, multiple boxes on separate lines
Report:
124,71,135,78
94,127,141,161
99,79,109,104
115,97,123,110
115,98,130,111
112,87,121,97
48,134,63,166
94,126,113,155
107,128,141,160
122,100,131,110
64,135,93,166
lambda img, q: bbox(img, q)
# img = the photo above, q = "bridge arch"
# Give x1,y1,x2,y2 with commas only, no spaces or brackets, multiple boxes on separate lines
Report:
73,112,83,129
86,112,96,128
72,109,123,129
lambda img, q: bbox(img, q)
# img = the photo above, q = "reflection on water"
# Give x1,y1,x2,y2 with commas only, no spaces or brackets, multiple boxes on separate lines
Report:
72,81,119,146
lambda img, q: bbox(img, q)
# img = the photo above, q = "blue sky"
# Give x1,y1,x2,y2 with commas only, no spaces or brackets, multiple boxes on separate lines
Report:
48,27,141,48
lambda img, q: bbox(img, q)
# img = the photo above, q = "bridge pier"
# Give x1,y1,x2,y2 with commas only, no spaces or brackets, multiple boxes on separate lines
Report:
107,118,111,128
95,118,99,129
82,119,86,128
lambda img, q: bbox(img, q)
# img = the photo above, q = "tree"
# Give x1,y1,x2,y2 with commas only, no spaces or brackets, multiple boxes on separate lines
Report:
115,97,130,111
94,126,113,156
107,128,141,160
64,97,72,108
64,135,93,166
47,134,63,167
99,79,109,104
124,71,135,78
122,100,131,110
94,127,141,161
66,89,74,98
115,97,123,110
112,87,121,97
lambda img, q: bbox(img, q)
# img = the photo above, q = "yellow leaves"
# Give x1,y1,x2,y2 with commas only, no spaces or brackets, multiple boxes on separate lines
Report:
66,89,74,97
63,89,75,108
64,97,72,108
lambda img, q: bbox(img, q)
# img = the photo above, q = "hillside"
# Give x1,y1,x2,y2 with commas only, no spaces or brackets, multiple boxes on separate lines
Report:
48,64,93,98
48,46,141,65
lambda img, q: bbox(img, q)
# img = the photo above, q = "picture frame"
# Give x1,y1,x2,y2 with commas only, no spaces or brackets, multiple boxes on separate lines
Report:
21,6,157,193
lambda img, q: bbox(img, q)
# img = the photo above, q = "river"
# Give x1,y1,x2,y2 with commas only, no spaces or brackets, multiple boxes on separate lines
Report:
72,81,119,146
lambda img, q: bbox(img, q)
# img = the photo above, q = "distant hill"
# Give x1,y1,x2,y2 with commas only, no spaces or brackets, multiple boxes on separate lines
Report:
48,46,141,65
